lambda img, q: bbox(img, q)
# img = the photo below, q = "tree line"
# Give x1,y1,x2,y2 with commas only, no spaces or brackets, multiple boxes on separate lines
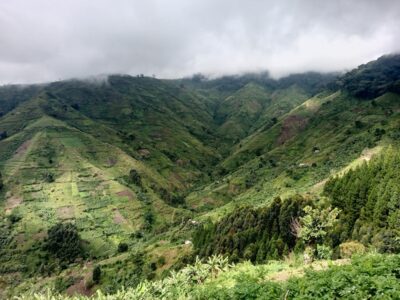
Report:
193,195,311,263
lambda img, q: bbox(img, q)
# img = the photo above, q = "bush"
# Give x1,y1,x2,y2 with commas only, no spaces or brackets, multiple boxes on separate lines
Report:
0,131,7,140
54,276,75,292
128,169,142,187
44,172,55,183
157,256,166,266
339,241,366,258
316,244,333,260
118,242,128,253
8,211,21,224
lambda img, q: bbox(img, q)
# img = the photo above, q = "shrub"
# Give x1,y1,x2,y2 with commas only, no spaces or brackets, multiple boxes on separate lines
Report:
54,276,75,292
339,241,366,258
44,172,55,183
118,242,128,253
157,256,166,266
8,211,21,224
128,169,142,187
316,244,333,260
0,131,7,140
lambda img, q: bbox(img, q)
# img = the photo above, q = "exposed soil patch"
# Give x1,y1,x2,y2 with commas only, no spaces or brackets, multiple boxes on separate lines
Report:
169,172,184,185
107,157,117,167
116,190,134,200
360,148,378,162
57,206,75,219
14,140,32,157
175,159,189,167
228,183,240,195
15,234,25,244
113,210,127,224
33,231,47,241
5,196,23,213
138,148,151,158
65,262,94,297
310,179,328,192
277,115,308,145
66,277,92,297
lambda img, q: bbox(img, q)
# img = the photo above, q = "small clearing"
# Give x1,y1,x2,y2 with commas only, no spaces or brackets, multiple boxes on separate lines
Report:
57,206,75,219
113,209,127,224
116,190,134,200
266,259,350,282
5,195,23,213
14,140,32,157
277,115,308,145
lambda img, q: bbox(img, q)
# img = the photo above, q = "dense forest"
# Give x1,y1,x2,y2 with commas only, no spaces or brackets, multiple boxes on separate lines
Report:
194,148,400,263
324,148,400,252
338,54,400,99
193,195,311,262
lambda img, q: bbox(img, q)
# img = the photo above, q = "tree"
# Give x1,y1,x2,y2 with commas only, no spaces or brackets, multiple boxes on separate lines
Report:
128,169,142,187
0,131,7,140
0,171,3,190
44,223,83,263
92,265,101,284
291,206,340,261
118,242,129,253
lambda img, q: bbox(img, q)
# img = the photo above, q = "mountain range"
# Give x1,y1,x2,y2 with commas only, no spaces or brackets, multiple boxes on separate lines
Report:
0,54,400,298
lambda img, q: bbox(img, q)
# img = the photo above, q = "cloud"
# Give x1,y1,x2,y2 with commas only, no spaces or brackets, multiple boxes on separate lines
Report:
0,0,399,84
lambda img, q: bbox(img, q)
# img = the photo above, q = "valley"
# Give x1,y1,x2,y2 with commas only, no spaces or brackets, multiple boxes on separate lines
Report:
0,54,400,299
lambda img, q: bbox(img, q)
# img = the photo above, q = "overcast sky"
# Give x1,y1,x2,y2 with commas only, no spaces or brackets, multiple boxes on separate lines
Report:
0,0,399,84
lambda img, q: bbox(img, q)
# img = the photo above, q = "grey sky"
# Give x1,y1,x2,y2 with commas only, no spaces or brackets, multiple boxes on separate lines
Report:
0,0,399,84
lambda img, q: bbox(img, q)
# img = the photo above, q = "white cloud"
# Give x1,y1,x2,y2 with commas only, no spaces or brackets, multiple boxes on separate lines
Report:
0,0,399,84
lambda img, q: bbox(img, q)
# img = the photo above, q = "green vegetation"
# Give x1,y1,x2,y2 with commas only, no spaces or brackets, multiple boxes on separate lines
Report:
92,266,101,284
338,54,400,99
324,148,400,252
44,223,84,263
293,205,340,261
193,195,310,262
15,254,400,299
0,54,400,298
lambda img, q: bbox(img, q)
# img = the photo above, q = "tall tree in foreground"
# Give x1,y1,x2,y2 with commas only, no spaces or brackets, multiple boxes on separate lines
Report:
291,205,340,262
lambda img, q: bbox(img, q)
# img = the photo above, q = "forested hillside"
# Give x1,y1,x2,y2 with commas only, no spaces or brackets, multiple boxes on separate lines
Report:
324,148,400,252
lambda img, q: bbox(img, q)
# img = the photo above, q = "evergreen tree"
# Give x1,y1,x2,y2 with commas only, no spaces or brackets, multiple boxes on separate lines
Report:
324,147,400,250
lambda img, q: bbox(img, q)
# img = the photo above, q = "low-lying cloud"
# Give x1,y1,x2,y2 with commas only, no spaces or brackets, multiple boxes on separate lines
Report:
0,0,399,84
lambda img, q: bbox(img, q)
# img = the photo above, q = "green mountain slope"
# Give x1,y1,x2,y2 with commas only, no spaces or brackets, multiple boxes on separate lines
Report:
0,54,400,297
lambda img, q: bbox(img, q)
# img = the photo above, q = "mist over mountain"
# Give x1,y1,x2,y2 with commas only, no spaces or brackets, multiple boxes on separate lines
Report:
1,0,400,84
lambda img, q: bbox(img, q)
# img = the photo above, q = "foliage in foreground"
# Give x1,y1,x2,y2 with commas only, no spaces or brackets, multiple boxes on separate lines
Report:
16,253,400,299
